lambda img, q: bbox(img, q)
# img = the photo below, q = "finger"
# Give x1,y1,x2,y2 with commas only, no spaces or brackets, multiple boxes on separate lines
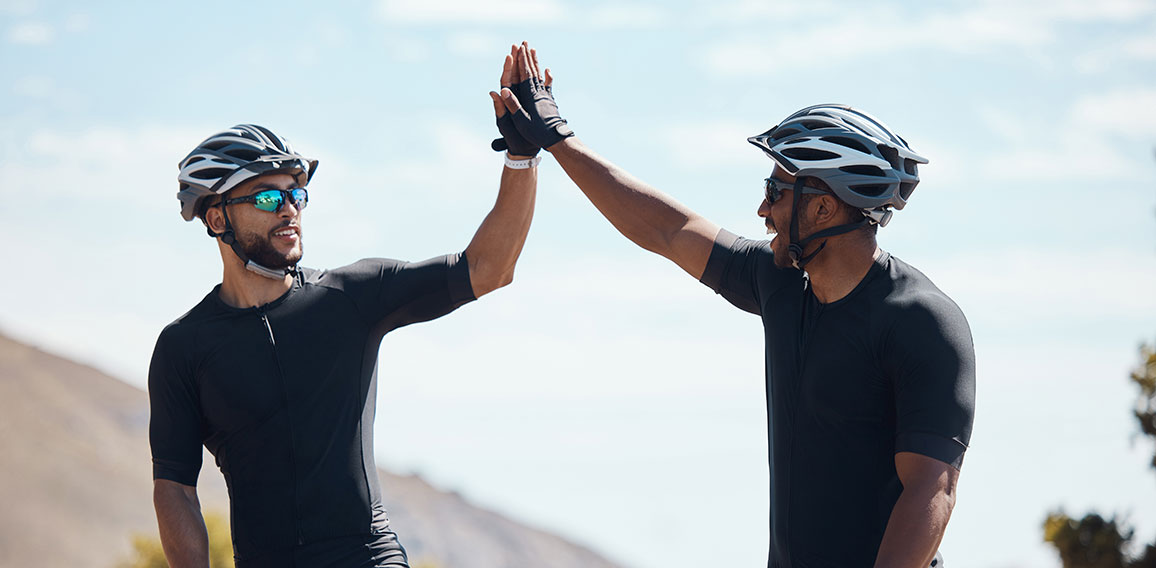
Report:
544,67,553,88
519,41,534,82
489,91,507,117
499,87,523,114
530,48,542,82
500,54,513,88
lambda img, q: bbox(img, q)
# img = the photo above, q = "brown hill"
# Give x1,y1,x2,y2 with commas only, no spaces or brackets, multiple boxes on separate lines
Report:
0,332,622,568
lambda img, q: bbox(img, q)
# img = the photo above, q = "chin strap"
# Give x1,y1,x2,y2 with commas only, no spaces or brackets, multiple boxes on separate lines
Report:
786,178,874,270
206,204,296,280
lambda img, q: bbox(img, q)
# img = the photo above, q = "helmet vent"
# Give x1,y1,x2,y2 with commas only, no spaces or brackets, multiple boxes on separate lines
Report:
782,147,840,161
849,183,889,197
821,136,869,154
190,167,233,180
903,158,918,176
876,144,902,169
899,182,917,201
227,148,262,162
839,164,886,177
798,119,829,131
770,128,800,141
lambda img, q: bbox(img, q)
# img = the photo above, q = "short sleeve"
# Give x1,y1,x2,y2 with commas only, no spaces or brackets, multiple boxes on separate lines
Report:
885,294,976,470
148,331,203,486
322,253,476,333
699,229,798,315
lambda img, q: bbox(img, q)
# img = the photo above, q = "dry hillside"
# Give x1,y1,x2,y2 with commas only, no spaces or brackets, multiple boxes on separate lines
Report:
0,332,621,568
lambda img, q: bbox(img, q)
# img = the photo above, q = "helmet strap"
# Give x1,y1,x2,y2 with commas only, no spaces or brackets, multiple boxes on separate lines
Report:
207,202,296,280
786,178,873,270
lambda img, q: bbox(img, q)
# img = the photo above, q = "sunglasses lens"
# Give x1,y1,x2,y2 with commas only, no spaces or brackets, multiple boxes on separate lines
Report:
252,190,283,212
290,188,308,210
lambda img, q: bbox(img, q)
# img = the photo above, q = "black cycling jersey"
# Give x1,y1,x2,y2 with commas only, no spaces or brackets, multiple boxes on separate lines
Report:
700,230,975,568
149,255,475,567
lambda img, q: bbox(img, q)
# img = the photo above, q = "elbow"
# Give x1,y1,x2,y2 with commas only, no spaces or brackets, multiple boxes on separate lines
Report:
473,267,515,298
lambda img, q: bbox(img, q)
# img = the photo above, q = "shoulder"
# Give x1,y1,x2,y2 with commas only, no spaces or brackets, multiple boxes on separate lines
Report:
301,259,402,287
155,289,223,346
877,255,971,342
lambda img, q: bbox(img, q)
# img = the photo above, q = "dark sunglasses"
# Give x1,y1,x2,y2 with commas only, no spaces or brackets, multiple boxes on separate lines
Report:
223,188,309,213
764,177,828,204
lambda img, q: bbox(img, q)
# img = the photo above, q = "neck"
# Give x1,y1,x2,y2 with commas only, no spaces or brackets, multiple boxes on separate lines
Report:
802,233,880,304
217,250,294,309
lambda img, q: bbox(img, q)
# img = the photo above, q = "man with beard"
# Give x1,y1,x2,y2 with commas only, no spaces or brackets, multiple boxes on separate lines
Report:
150,63,539,567
494,43,973,567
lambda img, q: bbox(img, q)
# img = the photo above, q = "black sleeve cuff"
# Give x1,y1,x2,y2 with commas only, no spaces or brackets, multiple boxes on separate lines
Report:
153,459,201,487
449,251,478,305
895,432,968,470
699,228,740,292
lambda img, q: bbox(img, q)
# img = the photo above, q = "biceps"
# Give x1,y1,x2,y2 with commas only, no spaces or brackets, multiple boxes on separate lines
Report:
895,451,958,494
667,217,721,279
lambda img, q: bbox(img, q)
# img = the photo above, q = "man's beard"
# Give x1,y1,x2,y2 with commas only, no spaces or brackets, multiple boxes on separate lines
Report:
236,228,303,269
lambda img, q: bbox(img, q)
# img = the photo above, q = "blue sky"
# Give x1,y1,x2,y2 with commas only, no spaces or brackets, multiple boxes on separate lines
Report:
3,1,1156,566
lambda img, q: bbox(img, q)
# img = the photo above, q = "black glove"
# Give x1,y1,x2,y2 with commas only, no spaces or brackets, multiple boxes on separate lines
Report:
509,78,574,149
491,112,540,157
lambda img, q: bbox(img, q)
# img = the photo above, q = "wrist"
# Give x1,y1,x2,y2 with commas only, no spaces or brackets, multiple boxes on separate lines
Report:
504,154,542,169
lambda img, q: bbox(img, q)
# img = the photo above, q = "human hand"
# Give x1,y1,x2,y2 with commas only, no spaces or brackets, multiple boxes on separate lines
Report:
490,45,540,158
497,42,574,150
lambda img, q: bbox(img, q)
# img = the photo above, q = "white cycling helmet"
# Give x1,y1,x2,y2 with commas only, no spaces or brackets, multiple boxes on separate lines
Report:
748,104,927,227
177,124,317,221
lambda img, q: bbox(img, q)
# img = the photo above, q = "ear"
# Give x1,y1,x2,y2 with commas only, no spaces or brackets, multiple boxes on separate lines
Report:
204,205,227,235
810,195,841,226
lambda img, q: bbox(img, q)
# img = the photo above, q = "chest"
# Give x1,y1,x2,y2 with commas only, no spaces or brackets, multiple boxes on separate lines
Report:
193,288,371,432
762,292,893,426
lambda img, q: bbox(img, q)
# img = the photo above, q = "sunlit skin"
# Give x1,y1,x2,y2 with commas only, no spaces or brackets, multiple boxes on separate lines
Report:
203,173,304,309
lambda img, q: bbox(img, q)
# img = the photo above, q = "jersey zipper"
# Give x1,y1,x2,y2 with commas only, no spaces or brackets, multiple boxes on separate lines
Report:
785,284,823,565
259,308,306,546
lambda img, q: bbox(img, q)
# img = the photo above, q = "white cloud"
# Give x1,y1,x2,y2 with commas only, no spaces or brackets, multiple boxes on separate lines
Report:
0,0,36,14
446,31,504,58
587,3,670,29
1071,89,1156,136
982,88,1156,181
375,0,565,24
6,21,51,45
696,0,1155,75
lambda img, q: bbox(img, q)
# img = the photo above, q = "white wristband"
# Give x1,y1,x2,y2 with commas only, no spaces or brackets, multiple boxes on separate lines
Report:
504,155,542,169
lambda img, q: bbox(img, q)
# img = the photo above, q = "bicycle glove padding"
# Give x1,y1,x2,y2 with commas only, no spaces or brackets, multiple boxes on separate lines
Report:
509,78,574,149
491,112,540,157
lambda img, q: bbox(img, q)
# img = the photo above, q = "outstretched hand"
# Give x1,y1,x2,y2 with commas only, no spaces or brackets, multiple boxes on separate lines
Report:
490,45,540,158
496,42,573,150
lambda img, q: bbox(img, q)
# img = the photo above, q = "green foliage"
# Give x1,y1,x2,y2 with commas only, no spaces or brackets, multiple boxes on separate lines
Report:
1043,511,1131,568
118,510,234,568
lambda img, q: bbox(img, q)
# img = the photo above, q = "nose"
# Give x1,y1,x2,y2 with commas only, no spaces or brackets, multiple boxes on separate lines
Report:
279,198,301,218
757,197,772,218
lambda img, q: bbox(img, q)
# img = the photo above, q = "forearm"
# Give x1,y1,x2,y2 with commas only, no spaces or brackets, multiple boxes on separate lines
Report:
153,481,210,568
874,483,955,568
463,162,537,297
549,137,717,277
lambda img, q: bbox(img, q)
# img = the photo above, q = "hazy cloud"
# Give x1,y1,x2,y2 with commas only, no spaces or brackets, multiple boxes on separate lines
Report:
6,21,51,44
375,0,565,24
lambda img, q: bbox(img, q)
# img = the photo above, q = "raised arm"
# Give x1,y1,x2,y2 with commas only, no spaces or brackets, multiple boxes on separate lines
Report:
464,49,538,298
498,42,719,279
550,137,719,278
153,479,209,568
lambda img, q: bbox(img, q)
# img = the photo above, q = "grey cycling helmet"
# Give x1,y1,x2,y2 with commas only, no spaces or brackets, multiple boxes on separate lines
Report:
177,124,318,221
747,104,927,227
